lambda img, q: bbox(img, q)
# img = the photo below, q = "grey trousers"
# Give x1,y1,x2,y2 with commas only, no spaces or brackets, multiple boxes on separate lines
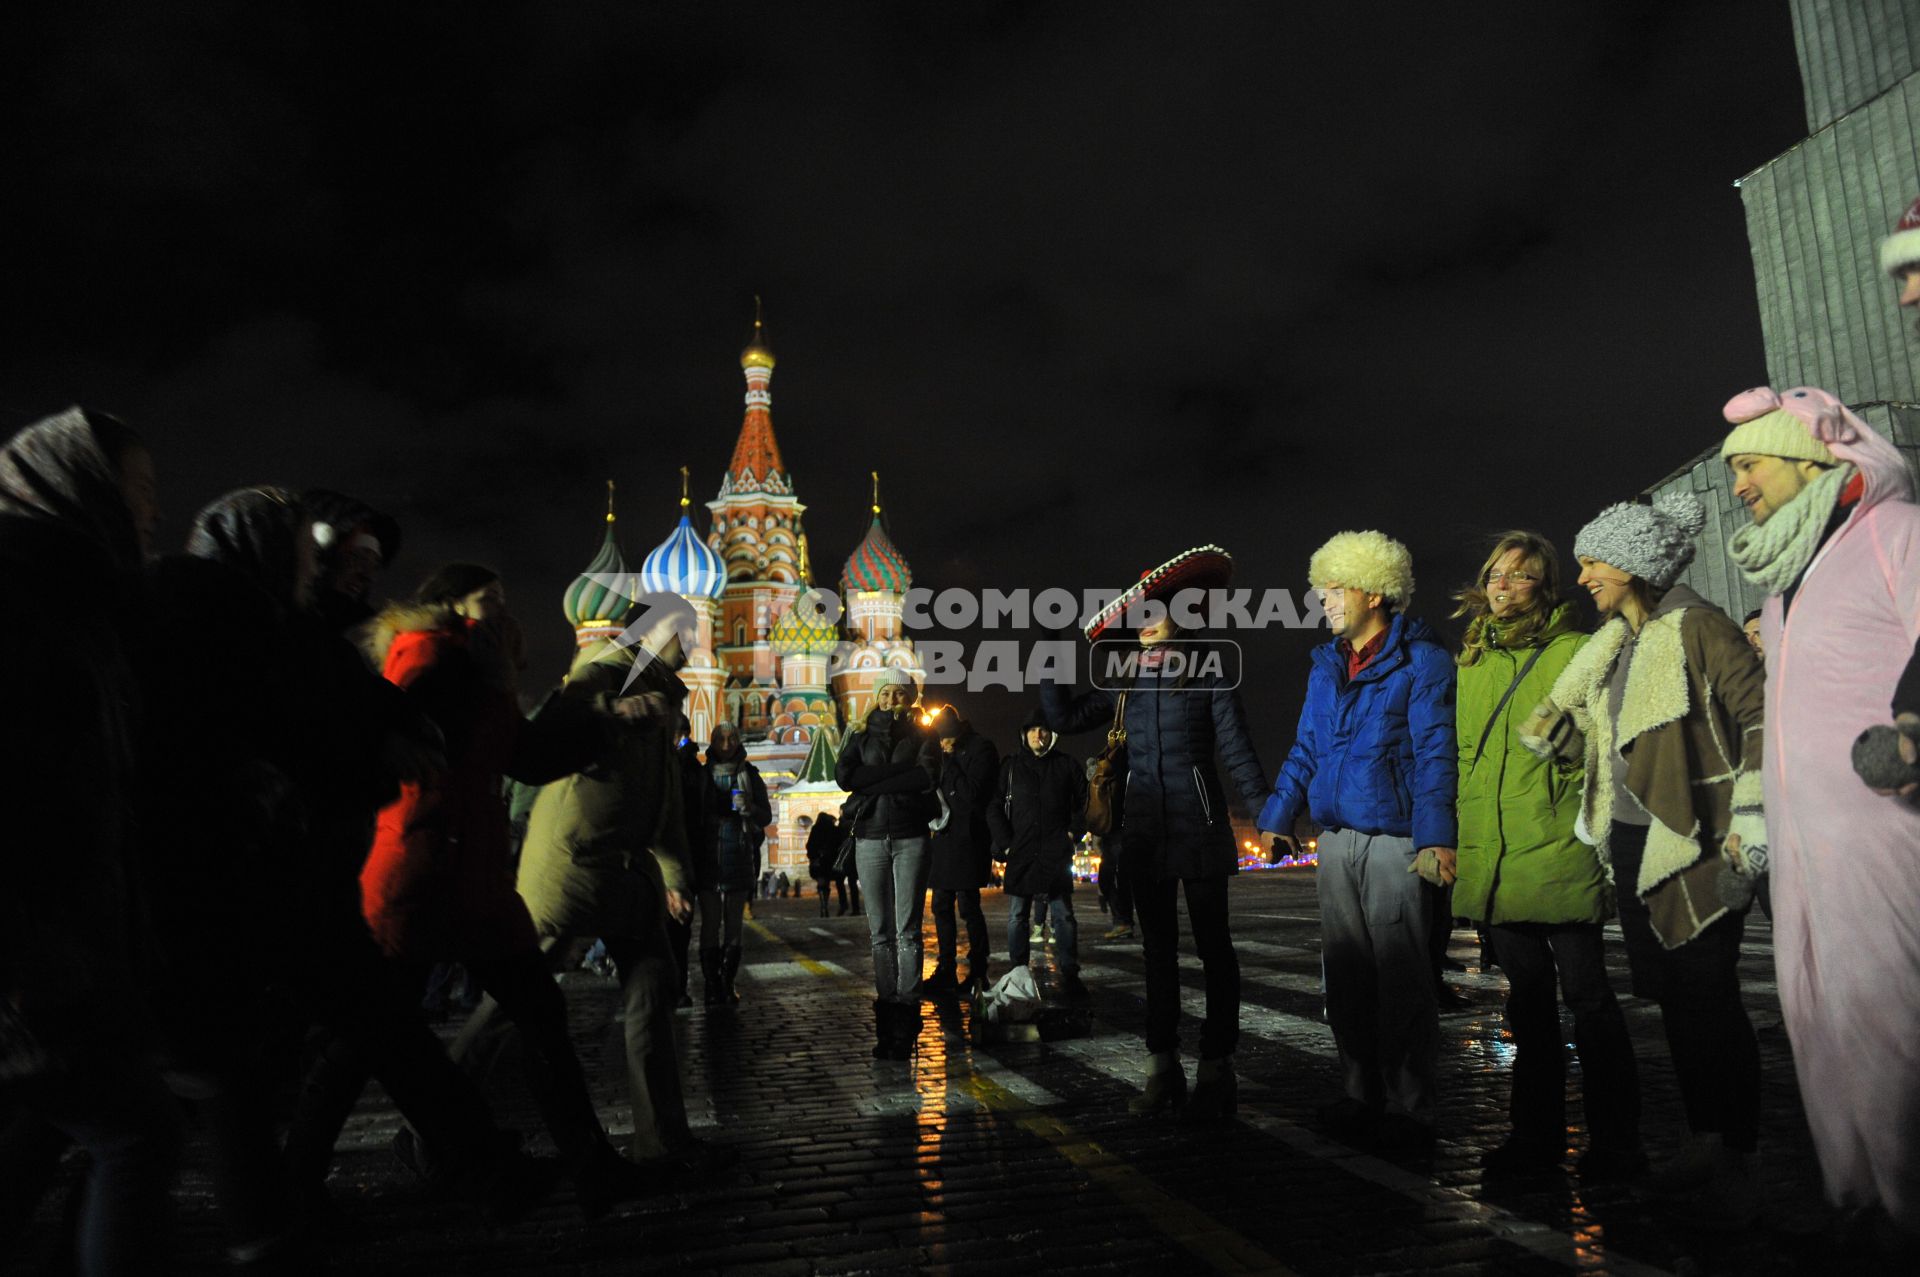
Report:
451,920,689,1161
1316,828,1438,1121
855,836,932,1002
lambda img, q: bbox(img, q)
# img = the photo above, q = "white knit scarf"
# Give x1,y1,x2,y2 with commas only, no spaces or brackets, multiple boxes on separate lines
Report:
1726,462,1856,595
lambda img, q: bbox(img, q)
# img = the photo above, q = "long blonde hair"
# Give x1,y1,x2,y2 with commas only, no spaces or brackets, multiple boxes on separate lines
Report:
1452,530,1564,667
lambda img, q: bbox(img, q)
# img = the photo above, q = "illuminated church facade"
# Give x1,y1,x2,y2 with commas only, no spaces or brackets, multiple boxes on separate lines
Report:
559,305,925,875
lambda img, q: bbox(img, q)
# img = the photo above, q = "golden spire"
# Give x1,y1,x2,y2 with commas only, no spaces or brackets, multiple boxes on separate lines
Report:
871,470,882,517
679,465,690,512
605,479,616,525
740,295,776,370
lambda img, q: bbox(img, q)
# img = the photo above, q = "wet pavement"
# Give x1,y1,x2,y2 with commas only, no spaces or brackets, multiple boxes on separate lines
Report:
6,869,1882,1275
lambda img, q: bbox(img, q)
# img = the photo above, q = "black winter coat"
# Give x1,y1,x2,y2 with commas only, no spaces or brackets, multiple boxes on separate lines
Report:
1040,653,1267,880
805,816,842,881
986,740,1087,898
835,710,938,839
928,728,1000,891
676,738,712,889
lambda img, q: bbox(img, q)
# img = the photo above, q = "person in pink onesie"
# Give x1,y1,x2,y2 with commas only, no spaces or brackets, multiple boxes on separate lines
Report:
1719,384,1920,1245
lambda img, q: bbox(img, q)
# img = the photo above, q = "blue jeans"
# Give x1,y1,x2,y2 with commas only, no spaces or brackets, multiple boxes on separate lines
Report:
1007,888,1078,972
855,836,932,1002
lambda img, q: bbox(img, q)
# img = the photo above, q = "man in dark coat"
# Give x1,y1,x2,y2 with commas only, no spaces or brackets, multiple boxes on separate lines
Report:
806,813,842,916
665,714,709,1005
988,708,1090,1002
923,705,1000,996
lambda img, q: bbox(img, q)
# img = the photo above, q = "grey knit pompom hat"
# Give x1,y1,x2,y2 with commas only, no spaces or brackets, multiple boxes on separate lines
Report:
1572,491,1707,589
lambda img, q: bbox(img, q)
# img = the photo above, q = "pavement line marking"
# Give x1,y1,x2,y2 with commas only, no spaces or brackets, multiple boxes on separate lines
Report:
1043,1038,1675,1277
1077,964,1340,1059
747,922,1299,1276
807,926,855,945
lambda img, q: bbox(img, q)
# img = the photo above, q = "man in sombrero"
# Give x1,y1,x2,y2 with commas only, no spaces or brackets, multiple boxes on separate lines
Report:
1042,545,1269,1123
1259,530,1457,1150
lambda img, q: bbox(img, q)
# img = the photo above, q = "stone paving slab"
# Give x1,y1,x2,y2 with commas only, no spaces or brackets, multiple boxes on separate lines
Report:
3,871,1894,1275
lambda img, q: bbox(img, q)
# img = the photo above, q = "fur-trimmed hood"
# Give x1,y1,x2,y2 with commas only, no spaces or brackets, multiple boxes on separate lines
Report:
359,600,459,669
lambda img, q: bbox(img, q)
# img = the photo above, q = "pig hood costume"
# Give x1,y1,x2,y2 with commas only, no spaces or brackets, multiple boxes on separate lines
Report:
1723,384,1920,1229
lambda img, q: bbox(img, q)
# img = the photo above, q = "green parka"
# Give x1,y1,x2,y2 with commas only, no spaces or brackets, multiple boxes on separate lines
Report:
516,642,691,939
1452,606,1607,926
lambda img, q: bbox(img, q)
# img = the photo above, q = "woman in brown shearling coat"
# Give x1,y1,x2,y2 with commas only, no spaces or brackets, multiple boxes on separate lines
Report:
1527,492,1767,1224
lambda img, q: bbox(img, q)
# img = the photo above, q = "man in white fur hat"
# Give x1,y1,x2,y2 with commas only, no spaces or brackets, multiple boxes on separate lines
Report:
1259,530,1457,1150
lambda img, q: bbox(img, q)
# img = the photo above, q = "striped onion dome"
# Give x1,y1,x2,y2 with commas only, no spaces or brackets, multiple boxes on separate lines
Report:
563,524,642,636
770,590,840,656
840,514,912,595
640,513,726,600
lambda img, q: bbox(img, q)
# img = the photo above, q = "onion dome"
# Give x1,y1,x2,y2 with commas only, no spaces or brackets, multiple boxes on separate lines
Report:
771,590,840,656
640,468,726,600
564,483,642,638
840,472,912,595
739,295,775,371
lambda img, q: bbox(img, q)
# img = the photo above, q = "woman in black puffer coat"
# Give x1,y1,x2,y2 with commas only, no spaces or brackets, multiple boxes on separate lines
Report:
987,707,1089,999
1040,547,1268,1122
834,669,938,1059
698,723,771,1006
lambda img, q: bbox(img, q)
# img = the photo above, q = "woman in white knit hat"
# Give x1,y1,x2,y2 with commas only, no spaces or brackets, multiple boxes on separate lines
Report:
834,667,939,1060
1522,491,1767,1225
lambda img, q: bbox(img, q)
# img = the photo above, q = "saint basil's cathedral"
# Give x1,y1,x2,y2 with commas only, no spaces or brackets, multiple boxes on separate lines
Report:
559,305,924,877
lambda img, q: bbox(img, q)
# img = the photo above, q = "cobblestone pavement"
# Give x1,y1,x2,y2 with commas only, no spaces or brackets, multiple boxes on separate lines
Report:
7,870,1884,1275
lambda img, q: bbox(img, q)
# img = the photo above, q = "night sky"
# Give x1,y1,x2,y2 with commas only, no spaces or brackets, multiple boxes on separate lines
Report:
2,1,1808,774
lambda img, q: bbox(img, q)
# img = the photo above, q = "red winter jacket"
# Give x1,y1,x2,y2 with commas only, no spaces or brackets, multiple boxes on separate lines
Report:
358,606,600,961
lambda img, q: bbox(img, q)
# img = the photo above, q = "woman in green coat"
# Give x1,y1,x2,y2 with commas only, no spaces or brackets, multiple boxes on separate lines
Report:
1452,531,1642,1178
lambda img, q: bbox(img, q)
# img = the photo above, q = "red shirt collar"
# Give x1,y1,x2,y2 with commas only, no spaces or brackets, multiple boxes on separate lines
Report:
1341,628,1387,679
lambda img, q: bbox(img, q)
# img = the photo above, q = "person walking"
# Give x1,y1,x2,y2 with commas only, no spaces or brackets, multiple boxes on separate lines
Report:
0,408,183,1276
987,709,1090,1002
1450,530,1642,1179
289,563,655,1219
1524,491,1766,1224
835,668,938,1060
697,722,772,1005
458,596,729,1173
807,813,841,917
923,704,999,997
1043,545,1269,1122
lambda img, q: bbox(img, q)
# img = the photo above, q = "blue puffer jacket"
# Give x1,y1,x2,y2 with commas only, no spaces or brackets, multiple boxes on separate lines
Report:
1040,648,1268,881
1257,613,1458,851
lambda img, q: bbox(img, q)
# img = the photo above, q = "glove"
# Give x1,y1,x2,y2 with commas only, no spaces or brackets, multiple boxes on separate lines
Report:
1408,847,1455,887
1518,701,1584,763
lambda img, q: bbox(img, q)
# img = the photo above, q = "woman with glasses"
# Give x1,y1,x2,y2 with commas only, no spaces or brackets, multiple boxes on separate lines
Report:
1452,532,1642,1179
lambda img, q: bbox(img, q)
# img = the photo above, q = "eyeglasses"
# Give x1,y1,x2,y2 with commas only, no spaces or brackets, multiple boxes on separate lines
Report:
1486,571,1538,587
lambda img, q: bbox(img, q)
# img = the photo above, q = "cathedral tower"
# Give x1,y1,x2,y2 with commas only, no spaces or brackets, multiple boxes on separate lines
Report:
706,300,808,736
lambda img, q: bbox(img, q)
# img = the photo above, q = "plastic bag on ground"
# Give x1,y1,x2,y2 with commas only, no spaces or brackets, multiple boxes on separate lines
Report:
979,966,1043,1024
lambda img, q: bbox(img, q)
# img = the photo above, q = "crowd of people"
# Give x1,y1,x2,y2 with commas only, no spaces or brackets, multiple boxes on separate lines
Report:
6,205,1920,1275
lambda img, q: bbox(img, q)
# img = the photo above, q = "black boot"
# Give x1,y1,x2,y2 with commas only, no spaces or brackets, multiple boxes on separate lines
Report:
1182,1057,1237,1125
891,1000,920,1060
699,947,723,1007
920,964,957,1000
819,892,829,918
720,944,743,1006
1127,1052,1188,1115
872,1000,893,1060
